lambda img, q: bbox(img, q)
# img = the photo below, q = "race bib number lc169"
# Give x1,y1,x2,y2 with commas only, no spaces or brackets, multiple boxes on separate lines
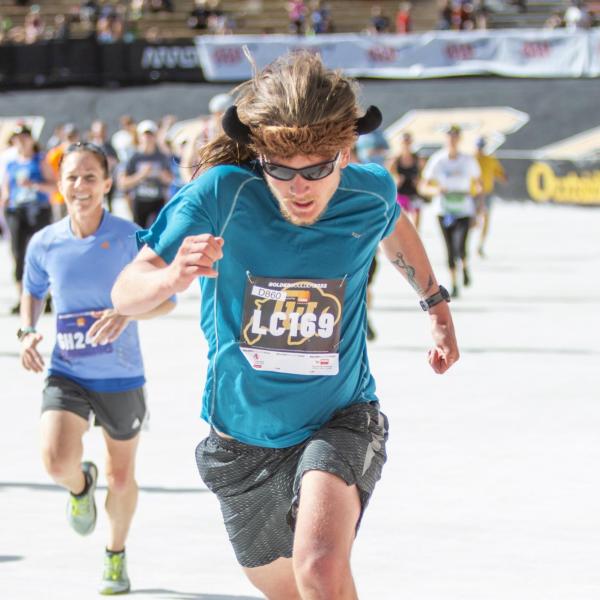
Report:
239,276,345,376
56,311,114,359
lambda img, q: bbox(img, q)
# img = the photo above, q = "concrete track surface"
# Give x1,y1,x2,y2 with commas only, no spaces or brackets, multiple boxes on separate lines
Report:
1,199,599,599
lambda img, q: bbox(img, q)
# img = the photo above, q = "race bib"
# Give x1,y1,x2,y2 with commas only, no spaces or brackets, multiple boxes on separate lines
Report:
56,311,113,359
136,182,161,199
239,276,345,376
442,192,469,215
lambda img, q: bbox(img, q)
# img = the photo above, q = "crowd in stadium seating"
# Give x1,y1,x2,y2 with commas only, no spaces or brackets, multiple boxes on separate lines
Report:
0,0,234,44
0,0,598,45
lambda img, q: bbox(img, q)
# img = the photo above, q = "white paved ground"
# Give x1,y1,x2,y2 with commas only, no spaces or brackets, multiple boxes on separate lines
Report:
1,200,598,600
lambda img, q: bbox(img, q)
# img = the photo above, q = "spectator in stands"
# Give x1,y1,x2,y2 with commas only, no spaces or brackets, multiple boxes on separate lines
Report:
52,14,71,40
368,4,391,33
149,0,174,13
119,119,172,228
24,5,45,44
188,0,210,30
288,0,307,34
96,10,126,43
437,0,453,29
395,2,412,33
0,16,14,43
6,26,26,44
80,0,100,24
544,10,563,28
508,0,527,13
564,0,591,29
206,0,234,34
472,0,488,29
309,0,333,34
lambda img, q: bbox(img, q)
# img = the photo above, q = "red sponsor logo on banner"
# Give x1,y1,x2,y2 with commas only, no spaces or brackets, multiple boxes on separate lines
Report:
445,44,474,60
368,46,396,63
213,47,243,65
522,41,551,58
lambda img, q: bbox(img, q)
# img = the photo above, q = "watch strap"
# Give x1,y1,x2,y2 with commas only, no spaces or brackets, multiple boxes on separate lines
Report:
17,326,37,341
419,286,450,311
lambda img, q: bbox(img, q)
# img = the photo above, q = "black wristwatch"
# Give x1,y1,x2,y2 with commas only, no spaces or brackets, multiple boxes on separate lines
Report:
17,326,36,341
419,286,451,311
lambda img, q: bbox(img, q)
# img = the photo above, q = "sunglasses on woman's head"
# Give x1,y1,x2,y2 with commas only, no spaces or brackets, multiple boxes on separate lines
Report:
62,142,109,174
261,153,340,181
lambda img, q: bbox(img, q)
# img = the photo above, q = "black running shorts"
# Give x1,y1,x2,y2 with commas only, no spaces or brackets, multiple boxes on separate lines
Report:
42,374,147,441
195,401,388,568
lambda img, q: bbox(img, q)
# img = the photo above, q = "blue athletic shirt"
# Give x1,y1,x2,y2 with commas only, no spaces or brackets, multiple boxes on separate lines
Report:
138,162,400,447
5,154,50,210
24,211,145,392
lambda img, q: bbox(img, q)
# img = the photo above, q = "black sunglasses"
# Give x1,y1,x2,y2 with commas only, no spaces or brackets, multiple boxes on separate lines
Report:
62,142,109,176
261,153,340,181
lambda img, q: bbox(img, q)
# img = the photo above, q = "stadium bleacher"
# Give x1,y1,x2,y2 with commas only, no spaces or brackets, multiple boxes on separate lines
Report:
1,0,440,39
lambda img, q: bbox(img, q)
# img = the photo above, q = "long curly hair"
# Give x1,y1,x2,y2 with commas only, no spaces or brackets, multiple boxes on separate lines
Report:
194,51,362,175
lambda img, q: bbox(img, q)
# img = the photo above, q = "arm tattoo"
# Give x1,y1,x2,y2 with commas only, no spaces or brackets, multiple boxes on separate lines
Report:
391,252,434,296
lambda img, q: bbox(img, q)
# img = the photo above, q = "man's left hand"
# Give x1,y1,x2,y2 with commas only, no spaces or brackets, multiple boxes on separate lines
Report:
87,309,131,345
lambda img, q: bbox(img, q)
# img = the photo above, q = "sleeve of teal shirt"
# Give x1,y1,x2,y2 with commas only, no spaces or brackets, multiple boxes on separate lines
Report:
136,174,217,265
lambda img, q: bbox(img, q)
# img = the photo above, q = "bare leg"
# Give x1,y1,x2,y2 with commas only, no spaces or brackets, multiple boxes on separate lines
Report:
103,431,140,552
244,557,301,600
293,470,361,600
479,211,490,256
40,410,89,494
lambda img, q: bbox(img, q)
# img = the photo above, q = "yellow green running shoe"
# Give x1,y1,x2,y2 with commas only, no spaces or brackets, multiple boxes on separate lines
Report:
100,549,130,595
66,461,98,536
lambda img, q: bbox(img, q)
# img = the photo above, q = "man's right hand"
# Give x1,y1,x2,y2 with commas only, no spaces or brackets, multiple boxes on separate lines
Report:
167,234,224,292
20,332,45,373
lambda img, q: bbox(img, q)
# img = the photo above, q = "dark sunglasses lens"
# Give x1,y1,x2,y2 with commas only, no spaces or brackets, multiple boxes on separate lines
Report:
263,163,296,181
301,162,336,181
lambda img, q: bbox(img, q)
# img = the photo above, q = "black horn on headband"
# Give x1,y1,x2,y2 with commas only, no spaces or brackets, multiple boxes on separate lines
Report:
355,106,383,135
222,105,252,145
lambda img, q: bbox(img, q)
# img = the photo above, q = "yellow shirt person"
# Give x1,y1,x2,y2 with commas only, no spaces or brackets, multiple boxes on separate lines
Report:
473,137,507,257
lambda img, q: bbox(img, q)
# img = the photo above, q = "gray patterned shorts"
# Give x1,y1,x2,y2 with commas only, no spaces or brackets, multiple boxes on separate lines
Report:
195,401,388,568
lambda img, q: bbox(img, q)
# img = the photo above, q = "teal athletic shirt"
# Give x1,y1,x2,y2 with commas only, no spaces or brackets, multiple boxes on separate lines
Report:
24,211,146,392
138,162,401,448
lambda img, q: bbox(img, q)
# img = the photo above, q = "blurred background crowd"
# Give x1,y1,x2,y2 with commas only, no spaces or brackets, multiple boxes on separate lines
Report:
0,95,506,317
1,0,599,45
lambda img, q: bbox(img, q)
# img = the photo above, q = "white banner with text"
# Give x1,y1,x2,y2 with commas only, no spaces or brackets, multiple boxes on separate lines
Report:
195,30,597,81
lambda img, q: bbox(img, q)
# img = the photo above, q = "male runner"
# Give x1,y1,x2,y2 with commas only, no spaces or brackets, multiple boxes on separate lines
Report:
19,142,175,595
112,52,459,599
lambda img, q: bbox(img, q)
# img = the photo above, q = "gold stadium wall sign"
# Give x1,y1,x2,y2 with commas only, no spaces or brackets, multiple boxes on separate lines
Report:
526,162,600,205
385,108,600,206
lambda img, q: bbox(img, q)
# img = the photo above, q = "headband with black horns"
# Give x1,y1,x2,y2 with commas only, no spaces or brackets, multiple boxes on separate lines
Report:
221,105,383,145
